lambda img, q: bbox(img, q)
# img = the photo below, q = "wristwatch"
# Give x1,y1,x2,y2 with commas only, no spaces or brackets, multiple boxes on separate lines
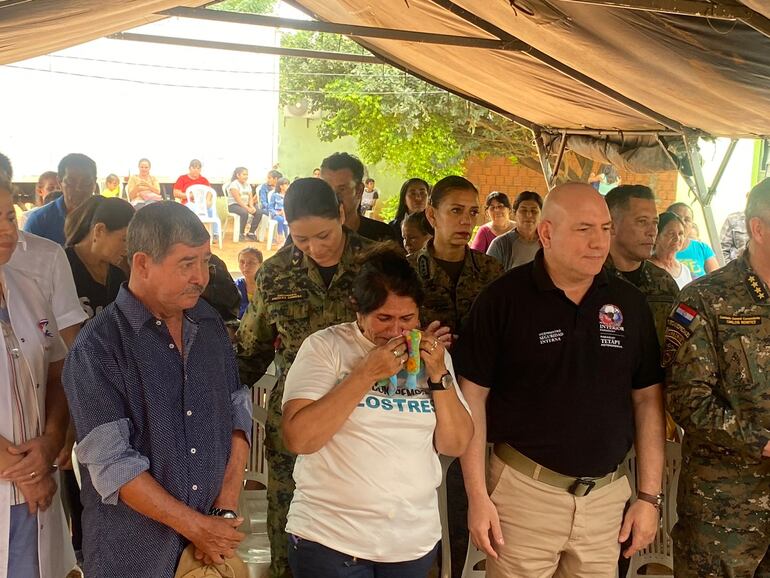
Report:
209,507,238,519
427,372,453,391
637,491,664,509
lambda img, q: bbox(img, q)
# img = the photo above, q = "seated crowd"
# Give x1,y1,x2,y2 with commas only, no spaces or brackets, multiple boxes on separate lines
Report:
0,147,768,578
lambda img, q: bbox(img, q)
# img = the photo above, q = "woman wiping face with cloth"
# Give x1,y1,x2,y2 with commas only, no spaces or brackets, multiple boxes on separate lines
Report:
280,244,473,578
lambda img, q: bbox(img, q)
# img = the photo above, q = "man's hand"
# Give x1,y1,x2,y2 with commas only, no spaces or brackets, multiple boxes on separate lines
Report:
17,473,57,514
184,513,245,565
467,494,504,560
762,440,770,457
618,500,659,558
1,434,60,483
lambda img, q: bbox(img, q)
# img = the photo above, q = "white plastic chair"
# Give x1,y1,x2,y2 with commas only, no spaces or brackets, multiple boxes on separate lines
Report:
237,363,276,577
226,211,241,243
185,185,222,249
624,441,683,578
255,216,279,250
437,455,456,578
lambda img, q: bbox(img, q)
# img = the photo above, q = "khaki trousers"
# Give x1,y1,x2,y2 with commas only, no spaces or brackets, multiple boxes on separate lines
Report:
487,453,632,578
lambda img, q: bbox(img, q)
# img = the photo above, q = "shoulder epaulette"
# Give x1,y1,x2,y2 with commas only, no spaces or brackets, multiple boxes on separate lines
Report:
745,273,769,303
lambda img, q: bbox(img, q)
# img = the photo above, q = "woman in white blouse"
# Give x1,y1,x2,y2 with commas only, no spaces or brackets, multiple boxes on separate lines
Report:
281,246,473,578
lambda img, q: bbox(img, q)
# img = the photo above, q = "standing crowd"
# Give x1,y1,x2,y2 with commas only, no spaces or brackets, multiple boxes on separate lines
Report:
0,147,767,578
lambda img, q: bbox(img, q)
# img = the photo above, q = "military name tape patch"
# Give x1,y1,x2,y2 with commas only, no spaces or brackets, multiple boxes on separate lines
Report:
662,318,693,366
718,315,762,326
269,292,305,303
672,303,698,327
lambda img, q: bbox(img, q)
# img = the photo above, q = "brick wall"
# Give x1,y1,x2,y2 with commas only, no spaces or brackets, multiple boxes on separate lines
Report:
464,153,679,213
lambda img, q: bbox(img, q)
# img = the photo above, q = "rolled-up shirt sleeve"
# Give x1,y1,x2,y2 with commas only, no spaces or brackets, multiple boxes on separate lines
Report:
63,344,147,505
230,387,253,445
75,419,150,505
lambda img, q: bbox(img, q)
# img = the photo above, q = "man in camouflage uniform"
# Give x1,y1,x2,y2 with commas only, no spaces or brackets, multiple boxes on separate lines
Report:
604,185,680,344
721,210,749,263
665,178,770,577
408,241,502,578
238,179,372,578
604,184,680,575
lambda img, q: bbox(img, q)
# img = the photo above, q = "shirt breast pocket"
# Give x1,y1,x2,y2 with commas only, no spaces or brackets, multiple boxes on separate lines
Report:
274,300,310,337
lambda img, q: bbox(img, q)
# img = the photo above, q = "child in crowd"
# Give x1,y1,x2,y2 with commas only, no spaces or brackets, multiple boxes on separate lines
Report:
101,174,122,198
235,247,263,319
401,210,433,255
269,177,290,242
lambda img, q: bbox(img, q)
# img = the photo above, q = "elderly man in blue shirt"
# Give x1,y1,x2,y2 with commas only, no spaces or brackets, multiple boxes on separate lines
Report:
63,201,252,577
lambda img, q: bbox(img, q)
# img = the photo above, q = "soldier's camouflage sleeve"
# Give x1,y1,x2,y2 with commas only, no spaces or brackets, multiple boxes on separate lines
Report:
236,267,278,387
664,288,770,456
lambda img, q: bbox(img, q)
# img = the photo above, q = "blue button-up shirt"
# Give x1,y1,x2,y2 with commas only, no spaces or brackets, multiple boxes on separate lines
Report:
63,285,252,578
23,195,67,245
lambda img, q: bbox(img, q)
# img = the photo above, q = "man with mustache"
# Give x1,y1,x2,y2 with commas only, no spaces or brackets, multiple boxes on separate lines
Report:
62,202,253,577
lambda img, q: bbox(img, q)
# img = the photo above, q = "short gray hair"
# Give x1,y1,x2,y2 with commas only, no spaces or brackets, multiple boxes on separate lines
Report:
746,178,770,238
127,201,209,262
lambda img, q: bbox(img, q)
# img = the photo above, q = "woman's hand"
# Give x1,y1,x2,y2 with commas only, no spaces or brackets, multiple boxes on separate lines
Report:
360,335,408,382
418,330,447,382
424,320,454,348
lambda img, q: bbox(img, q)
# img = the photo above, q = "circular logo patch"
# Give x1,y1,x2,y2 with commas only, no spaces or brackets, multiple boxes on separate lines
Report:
599,304,623,329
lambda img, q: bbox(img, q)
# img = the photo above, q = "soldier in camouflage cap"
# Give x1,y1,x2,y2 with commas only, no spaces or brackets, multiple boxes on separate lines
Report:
237,178,373,577
407,175,502,578
665,178,770,576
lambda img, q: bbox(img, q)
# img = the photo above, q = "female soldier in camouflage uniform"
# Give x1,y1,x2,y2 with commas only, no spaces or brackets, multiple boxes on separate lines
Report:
408,175,503,577
237,178,372,578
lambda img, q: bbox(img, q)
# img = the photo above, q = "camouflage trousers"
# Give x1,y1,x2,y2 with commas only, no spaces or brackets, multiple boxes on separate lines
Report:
673,455,770,577
265,378,295,578
672,521,770,577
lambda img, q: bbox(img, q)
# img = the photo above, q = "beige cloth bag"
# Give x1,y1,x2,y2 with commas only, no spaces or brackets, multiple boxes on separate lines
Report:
174,544,248,578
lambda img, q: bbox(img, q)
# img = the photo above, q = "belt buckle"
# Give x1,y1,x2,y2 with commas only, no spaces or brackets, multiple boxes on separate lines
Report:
568,477,596,497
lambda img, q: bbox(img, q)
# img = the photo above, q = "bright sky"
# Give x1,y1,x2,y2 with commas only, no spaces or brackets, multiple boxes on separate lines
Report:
0,2,308,184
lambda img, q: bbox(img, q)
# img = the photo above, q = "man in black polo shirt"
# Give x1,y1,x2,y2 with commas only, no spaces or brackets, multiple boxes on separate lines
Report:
455,183,665,577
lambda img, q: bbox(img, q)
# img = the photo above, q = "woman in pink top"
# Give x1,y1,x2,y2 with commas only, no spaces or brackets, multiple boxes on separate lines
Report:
470,191,513,253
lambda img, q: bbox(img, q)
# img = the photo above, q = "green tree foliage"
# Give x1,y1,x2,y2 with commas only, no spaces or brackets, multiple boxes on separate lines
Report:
280,31,536,182
210,0,276,13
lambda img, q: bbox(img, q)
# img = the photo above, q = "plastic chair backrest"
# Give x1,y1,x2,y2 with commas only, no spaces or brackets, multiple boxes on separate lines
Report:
625,440,682,577
186,185,215,217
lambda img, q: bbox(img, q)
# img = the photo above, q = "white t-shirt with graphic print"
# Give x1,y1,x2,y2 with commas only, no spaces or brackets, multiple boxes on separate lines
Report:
283,321,470,563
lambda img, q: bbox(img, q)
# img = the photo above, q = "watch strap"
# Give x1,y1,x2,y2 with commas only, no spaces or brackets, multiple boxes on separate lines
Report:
637,491,664,508
427,372,451,390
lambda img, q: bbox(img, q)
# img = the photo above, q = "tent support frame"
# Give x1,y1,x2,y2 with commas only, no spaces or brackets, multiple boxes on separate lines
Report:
680,133,737,265
428,0,683,132
160,7,526,50
535,131,555,189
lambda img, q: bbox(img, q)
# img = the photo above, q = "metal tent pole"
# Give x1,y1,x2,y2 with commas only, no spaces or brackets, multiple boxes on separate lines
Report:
681,133,725,265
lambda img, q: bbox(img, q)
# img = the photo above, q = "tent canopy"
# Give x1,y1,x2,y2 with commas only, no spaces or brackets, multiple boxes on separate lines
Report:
2,0,769,141
282,0,770,141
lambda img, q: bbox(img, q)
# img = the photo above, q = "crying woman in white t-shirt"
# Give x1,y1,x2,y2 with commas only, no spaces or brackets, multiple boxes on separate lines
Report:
281,245,473,578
